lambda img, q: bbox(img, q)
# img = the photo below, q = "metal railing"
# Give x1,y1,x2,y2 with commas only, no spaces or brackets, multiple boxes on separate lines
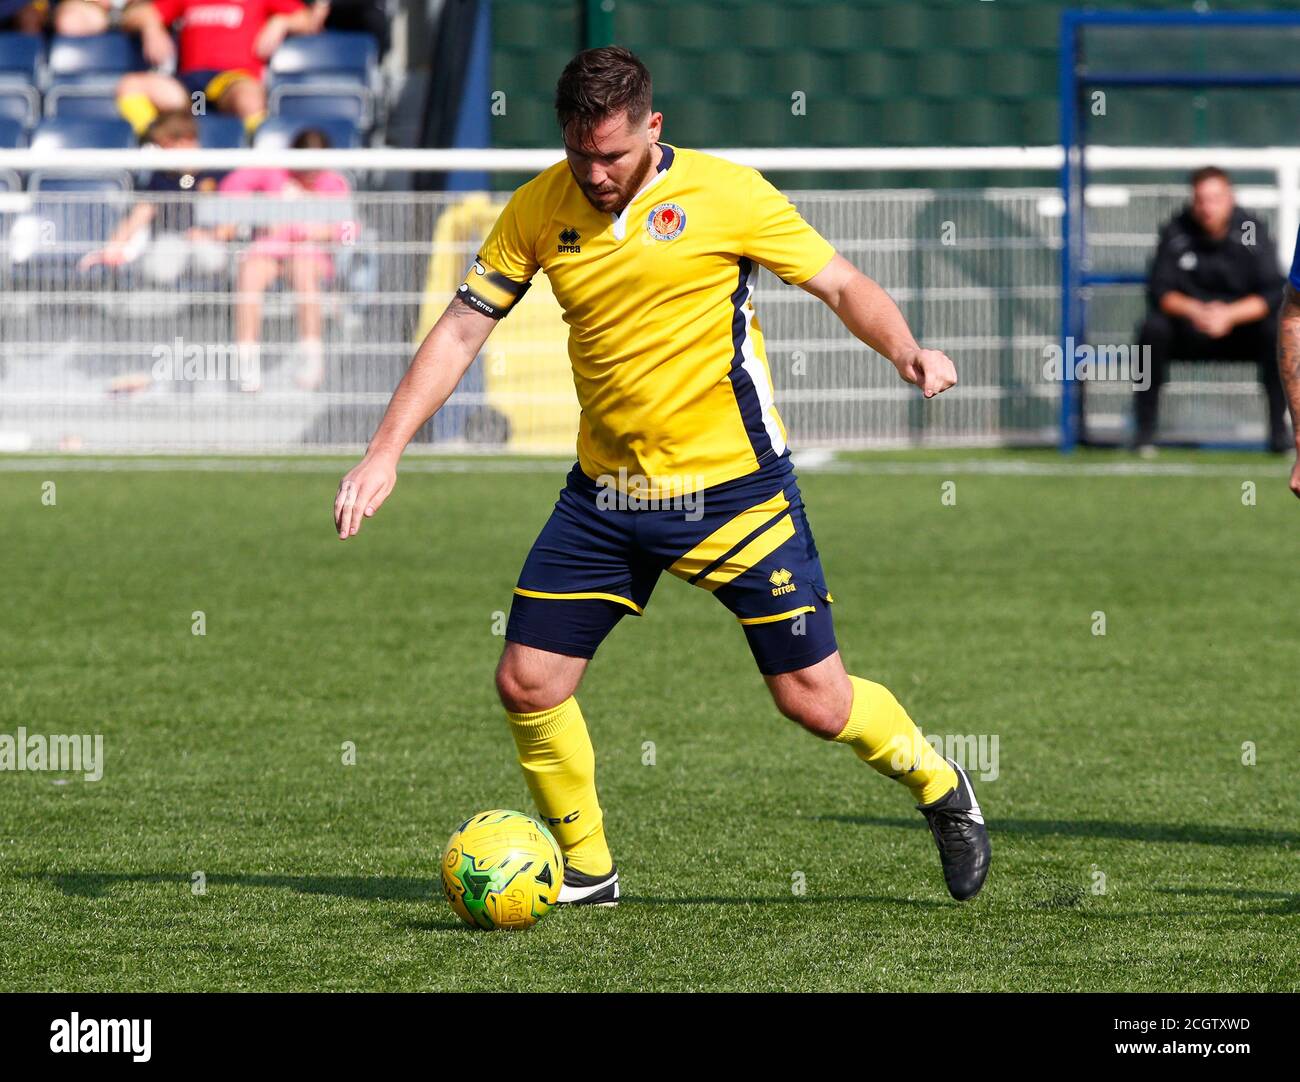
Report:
0,146,1290,452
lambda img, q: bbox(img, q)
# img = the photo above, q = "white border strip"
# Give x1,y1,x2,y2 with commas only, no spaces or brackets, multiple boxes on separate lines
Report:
0,455,1278,479
2,144,1296,173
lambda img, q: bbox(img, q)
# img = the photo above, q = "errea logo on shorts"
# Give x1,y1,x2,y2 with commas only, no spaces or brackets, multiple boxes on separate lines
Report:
50,1013,151,1062
769,568,796,596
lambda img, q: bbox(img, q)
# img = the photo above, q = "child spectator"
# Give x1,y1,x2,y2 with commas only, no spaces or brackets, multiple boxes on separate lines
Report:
218,127,355,391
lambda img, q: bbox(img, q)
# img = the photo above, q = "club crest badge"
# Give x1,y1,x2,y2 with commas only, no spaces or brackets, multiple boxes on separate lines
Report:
647,202,686,241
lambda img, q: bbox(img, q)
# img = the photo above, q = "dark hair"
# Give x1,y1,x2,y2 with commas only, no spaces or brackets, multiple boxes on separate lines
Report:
291,128,333,151
554,46,652,145
144,110,198,146
1191,165,1231,187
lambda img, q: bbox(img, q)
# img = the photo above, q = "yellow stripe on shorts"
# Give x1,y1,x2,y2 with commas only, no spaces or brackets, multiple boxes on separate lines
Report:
667,491,789,582
513,587,644,614
204,69,256,104
694,513,796,592
737,605,816,626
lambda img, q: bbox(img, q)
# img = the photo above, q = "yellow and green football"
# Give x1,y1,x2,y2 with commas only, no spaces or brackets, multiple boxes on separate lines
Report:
440,809,564,930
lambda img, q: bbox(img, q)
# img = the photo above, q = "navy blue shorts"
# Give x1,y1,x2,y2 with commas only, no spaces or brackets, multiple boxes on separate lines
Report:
506,455,837,676
179,69,256,104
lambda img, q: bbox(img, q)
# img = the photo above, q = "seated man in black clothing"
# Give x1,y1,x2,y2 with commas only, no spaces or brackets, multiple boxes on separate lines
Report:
1134,166,1289,454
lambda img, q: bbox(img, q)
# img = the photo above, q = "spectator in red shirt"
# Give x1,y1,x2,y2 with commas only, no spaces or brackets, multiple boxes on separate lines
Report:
116,0,329,135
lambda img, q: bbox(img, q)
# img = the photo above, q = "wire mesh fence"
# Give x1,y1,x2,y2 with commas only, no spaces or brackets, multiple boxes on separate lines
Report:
0,181,1283,452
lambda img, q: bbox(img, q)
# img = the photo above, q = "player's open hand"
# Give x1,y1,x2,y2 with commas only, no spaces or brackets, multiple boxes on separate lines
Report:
1290,456,1300,500
334,455,397,540
895,348,957,398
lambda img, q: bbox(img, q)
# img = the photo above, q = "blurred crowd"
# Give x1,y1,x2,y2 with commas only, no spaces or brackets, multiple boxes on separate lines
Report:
2,0,382,392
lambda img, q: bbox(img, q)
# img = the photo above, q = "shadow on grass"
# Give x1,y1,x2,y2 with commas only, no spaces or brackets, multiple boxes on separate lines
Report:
29,870,436,903
28,871,947,912
1153,886,1300,915
624,893,949,909
814,816,1300,849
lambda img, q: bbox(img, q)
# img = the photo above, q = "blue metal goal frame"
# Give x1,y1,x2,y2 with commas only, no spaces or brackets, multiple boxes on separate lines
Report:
1058,9,1300,451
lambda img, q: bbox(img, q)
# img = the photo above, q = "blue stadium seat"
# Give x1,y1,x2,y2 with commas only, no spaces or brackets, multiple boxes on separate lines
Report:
253,116,360,150
47,32,145,86
29,172,131,193
44,85,122,120
0,32,43,85
267,32,377,88
0,83,37,127
269,84,370,127
197,113,245,149
0,114,24,148
31,117,137,149
20,172,133,270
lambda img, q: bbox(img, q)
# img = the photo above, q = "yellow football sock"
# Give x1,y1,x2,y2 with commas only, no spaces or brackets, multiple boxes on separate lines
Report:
118,93,158,137
506,696,612,876
834,676,957,805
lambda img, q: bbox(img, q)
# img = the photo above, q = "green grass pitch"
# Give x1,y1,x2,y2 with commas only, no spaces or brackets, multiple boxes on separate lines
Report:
2,449,1296,992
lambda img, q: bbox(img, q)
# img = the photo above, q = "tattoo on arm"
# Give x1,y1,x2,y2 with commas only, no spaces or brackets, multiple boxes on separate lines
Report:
446,293,478,318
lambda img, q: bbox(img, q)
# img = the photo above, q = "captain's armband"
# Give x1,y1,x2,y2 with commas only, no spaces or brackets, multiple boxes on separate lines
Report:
457,257,533,319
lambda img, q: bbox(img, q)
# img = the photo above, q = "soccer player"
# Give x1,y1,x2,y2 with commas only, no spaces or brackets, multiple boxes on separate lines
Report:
1278,235,1300,498
334,47,991,904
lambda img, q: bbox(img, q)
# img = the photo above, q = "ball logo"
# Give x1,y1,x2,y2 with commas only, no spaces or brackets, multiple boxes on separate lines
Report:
647,202,686,241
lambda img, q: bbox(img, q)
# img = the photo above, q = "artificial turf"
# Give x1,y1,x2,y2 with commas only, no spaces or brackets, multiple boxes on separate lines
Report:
1,449,1296,991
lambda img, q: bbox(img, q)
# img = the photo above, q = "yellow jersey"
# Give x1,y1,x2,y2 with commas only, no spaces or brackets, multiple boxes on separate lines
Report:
458,144,836,495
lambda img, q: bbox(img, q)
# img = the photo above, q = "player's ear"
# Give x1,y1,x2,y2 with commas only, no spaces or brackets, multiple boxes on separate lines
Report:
645,110,663,141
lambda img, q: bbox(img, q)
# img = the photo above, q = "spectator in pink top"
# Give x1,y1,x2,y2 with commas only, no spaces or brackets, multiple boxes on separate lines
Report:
218,128,357,391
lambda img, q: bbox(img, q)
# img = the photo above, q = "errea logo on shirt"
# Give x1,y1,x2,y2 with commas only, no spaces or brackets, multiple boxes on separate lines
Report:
558,227,581,253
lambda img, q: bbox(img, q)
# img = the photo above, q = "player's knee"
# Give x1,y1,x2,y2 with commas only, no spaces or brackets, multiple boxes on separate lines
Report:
771,681,852,739
495,655,569,715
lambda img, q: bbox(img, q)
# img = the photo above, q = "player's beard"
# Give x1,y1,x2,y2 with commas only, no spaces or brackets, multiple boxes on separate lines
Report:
581,143,655,216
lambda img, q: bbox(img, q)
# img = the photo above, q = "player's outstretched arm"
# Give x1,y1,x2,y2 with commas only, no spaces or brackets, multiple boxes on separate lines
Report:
334,296,496,539
799,253,956,399
1277,283,1300,498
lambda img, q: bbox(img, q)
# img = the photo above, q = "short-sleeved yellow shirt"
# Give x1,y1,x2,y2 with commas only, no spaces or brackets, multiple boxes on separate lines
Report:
459,144,836,495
